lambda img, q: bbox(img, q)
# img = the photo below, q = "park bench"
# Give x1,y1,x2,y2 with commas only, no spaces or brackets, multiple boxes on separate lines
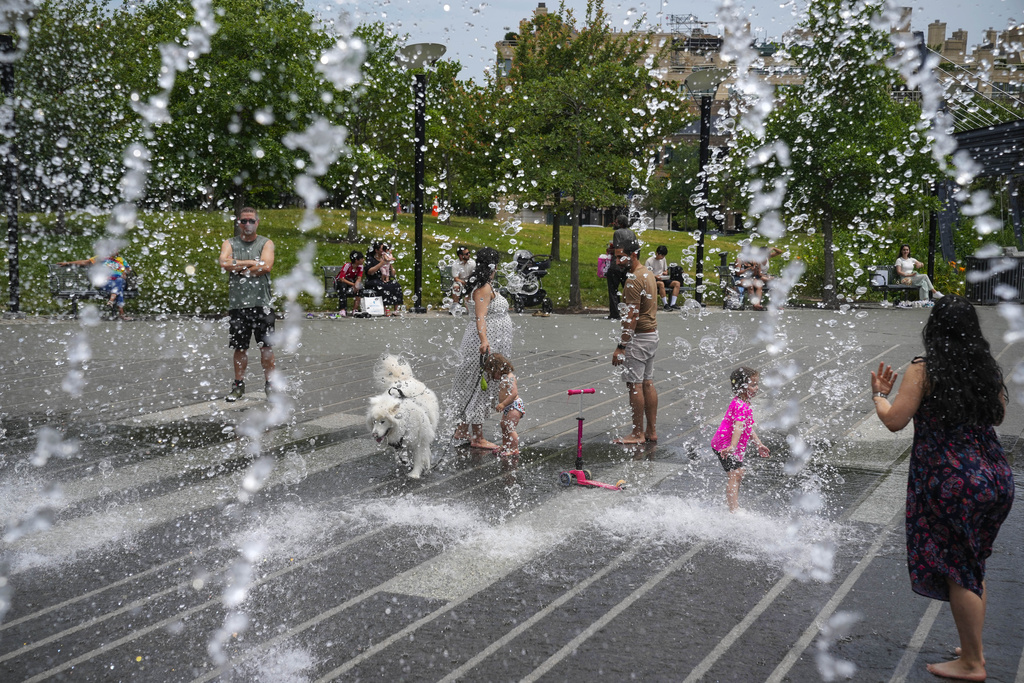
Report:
717,264,745,309
322,265,361,314
48,264,139,317
322,265,380,316
867,265,918,303
438,264,454,296
322,265,344,310
715,263,779,310
666,264,696,301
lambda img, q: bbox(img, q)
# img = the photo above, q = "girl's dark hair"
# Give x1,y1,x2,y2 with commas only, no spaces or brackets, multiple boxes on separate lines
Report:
921,294,1004,425
468,247,500,293
370,240,389,255
483,352,514,377
898,244,911,257
730,366,758,395
349,250,363,262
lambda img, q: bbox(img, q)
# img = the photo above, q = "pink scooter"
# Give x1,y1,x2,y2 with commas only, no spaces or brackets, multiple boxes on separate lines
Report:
559,388,626,490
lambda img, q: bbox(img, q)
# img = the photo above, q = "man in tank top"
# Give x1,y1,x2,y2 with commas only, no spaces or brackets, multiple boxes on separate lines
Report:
218,207,276,402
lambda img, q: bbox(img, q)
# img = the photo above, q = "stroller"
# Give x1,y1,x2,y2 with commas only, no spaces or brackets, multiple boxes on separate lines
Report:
501,249,554,314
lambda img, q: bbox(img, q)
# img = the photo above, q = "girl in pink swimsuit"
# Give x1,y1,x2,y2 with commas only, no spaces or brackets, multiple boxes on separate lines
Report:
711,366,770,512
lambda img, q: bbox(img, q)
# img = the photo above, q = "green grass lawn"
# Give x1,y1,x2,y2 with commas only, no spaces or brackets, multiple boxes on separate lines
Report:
5,209,763,315
6,207,973,315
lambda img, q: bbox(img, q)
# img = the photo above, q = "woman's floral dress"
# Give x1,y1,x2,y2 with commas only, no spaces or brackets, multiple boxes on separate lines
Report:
906,398,1015,600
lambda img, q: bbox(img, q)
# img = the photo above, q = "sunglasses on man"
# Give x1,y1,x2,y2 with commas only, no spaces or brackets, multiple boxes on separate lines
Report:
238,218,257,225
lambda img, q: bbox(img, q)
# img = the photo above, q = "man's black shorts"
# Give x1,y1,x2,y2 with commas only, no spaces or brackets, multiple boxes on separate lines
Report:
229,307,276,350
714,449,745,472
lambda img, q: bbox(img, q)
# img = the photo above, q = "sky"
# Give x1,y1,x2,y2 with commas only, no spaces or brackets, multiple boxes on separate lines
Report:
313,0,1021,82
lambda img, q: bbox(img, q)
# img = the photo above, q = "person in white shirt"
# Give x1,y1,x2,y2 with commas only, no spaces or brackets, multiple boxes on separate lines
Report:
450,246,476,314
895,244,943,304
644,245,681,311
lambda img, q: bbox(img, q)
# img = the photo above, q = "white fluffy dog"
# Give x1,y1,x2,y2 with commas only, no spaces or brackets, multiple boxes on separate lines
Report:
367,355,439,478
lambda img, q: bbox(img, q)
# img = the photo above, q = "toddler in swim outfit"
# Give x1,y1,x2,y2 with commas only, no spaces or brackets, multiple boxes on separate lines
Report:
484,353,524,458
711,366,770,513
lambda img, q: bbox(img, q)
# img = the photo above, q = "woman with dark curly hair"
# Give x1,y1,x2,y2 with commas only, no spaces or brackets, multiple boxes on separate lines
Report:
364,240,403,308
871,294,1013,682
447,247,514,450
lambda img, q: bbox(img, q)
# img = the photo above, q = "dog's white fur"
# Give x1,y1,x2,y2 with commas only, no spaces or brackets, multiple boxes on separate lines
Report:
367,355,439,478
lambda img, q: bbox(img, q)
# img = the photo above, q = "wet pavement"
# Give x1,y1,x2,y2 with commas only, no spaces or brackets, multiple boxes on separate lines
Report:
1,305,1022,682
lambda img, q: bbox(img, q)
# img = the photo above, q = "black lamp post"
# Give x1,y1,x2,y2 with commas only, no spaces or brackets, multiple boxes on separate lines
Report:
683,68,729,306
1,32,24,319
397,42,445,313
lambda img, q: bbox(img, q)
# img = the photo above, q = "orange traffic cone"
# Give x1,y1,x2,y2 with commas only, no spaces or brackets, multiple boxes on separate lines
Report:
431,196,439,218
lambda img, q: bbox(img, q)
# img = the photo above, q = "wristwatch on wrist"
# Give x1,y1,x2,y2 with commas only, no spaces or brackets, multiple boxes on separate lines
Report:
232,259,237,267
616,343,627,350
873,391,889,399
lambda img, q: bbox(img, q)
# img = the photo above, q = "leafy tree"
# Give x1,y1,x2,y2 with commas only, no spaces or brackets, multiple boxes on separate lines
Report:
427,62,501,221
498,0,685,309
645,141,700,231
736,0,939,307
326,22,408,240
117,0,334,212
11,0,136,226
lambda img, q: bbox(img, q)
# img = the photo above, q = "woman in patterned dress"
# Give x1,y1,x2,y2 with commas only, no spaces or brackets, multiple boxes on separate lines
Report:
871,295,1013,682
448,247,514,450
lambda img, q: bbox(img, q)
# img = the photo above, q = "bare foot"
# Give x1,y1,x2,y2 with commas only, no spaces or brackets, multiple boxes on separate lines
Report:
645,434,657,443
613,434,646,445
926,659,986,681
952,649,985,668
470,438,499,450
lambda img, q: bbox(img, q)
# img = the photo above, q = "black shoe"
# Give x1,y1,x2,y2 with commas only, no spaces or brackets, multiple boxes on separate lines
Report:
265,382,274,397
226,380,244,402
606,315,621,320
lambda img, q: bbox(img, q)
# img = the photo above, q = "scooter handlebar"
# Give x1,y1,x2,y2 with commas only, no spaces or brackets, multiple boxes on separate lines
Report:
567,388,596,395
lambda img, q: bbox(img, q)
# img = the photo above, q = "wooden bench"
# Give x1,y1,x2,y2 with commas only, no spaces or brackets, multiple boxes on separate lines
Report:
48,264,139,317
868,265,918,303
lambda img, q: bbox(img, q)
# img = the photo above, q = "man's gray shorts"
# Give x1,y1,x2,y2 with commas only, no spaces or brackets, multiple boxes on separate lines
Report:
621,331,659,384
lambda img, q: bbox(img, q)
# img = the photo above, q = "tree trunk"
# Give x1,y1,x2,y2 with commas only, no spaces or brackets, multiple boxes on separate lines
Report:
550,190,561,261
822,210,838,308
348,206,359,243
569,202,582,311
444,156,451,225
233,193,245,237
347,167,360,242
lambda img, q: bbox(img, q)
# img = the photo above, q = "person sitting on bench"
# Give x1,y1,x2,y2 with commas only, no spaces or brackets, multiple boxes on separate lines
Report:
895,244,943,303
645,245,681,311
364,241,403,308
57,250,134,320
334,250,364,317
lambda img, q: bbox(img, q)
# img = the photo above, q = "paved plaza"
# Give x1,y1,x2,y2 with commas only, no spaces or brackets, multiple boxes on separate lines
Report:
0,305,1022,682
